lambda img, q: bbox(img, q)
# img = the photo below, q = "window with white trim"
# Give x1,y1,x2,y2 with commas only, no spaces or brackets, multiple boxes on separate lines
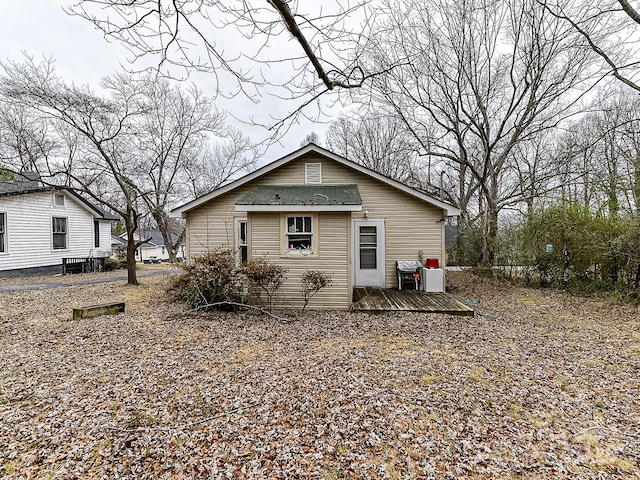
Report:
286,216,313,253
94,220,100,248
238,220,248,264
54,193,65,207
0,212,6,253
52,217,68,250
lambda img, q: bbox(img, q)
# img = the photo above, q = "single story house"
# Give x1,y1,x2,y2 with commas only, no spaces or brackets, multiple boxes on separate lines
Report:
0,173,117,277
170,143,460,309
112,230,185,263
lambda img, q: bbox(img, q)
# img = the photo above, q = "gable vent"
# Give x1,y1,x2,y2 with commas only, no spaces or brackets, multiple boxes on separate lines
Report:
305,163,322,184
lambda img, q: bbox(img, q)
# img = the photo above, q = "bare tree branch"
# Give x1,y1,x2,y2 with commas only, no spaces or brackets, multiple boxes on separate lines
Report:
618,0,640,24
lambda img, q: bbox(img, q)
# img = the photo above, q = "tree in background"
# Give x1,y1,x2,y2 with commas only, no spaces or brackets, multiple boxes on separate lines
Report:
0,57,255,282
300,132,321,147
0,59,151,284
360,0,598,265
325,112,423,187
538,0,640,93
0,103,56,173
556,91,640,216
118,74,256,262
68,0,382,136
182,127,257,198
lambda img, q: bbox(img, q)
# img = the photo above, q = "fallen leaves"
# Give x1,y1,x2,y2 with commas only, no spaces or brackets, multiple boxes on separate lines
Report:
0,270,638,478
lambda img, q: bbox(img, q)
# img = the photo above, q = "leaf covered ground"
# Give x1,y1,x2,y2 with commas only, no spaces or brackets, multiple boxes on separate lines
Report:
0,270,639,479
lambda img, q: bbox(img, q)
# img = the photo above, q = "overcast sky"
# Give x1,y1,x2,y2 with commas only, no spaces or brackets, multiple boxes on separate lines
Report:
0,0,338,162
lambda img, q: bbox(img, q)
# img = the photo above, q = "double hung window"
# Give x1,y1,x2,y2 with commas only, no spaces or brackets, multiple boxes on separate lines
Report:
286,216,313,253
238,220,248,263
52,217,68,250
54,193,65,207
94,220,100,248
0,213,6,253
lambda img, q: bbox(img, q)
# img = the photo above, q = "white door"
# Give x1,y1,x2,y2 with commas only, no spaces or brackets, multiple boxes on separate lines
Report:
353,220,385,287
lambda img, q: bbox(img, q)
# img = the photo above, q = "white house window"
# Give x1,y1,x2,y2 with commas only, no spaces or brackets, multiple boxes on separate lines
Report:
52,217,68,250
54,193,65,207
0,212,6,253
286,216,313,253
238,220,248,264
305,163,322,184
94,220,100,248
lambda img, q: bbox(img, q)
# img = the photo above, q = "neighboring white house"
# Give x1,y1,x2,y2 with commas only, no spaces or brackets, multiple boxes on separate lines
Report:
113,230,185,263
0,174,117,277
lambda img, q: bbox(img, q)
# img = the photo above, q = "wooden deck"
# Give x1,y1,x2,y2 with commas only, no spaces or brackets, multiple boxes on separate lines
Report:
351,288,474,316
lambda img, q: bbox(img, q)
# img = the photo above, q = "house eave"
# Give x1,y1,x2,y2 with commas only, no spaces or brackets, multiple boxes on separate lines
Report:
235,205,363,212
170,143,461,217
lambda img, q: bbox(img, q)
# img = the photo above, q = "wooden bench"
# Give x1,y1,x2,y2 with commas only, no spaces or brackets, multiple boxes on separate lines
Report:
72,302,125,320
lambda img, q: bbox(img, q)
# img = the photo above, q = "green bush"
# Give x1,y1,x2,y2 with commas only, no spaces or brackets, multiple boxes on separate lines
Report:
514,204,640,295
104,257,126,271
611,215,640,297
528,205,618,287
448,222,483,266
169,249,244,311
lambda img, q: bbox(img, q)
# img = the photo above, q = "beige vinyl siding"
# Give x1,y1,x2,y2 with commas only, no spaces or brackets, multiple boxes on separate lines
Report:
186,187,250,258
0,191,99,272
251,155,445,288
250,212,350,309
183,152,448,304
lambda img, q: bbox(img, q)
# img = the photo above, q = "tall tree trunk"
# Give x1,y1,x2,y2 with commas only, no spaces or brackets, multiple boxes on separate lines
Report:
482,201,499,267
124,209,139,285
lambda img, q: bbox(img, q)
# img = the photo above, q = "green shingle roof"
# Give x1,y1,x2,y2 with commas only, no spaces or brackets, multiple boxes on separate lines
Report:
236,185,362,206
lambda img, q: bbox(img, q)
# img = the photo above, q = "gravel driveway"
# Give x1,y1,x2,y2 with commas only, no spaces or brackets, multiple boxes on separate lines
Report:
0,265,181,292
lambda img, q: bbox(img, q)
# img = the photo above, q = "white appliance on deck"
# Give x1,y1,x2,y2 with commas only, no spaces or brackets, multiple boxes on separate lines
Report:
422,267,444,292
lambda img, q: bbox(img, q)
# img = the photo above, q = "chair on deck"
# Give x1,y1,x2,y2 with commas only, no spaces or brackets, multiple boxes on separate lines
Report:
396,260,422,290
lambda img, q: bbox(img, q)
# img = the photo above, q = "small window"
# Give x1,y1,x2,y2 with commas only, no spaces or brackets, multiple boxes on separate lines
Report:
286,216,313,253
94,220,100,248
305,163,322,184
0,212,6,253
359,226,377,269
54,193,65,207
238,220,248,264
52,217,67,250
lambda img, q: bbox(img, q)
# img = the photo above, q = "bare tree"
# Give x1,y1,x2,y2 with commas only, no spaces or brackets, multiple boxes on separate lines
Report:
0,58,151,284
300,131,321,147
112,74,256,262
552,90,640,215
183,127,258,198
1,58,258,275
537,0,640,93
361,0,597,265
325,112,423,187
0,103,57,172
509,134,567,217
67,0,382,133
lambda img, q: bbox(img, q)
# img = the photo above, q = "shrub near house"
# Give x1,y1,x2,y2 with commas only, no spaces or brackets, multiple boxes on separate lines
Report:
170,144,460,309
